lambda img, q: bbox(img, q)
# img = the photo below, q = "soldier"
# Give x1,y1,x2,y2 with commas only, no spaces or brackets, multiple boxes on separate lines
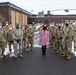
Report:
0,22,6,57
28,23,36,51
63,21,72,60
54,24,58,50
55,24,64,54
22,26,25,49
13,24,23,58
49,22,56,50
3,21,9,47
23,25,30,51
72,22,76,51
7,24,14,54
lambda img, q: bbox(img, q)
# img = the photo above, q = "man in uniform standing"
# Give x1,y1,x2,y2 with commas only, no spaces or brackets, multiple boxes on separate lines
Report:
23,25,30,51
0,22,6,57
13,23,23,58
49,22,55,48
28,22,36,51
55,24,64,54
63,21,72,60
72,22,76,51
7,24,14,54
3,21,9,48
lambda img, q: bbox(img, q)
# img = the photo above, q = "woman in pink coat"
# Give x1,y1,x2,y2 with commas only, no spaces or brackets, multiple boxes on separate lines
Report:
39,25,49,55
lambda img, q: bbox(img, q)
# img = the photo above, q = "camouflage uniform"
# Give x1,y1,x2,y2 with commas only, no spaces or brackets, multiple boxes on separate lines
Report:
3,25,9,46
3,25,9,38
23,27,30,51
55,27,64,54
28,25,36,51
63,24,72,60
7,29,14,54
49,25,56,48
53,25,58,50
0,28,6,56
72,24,76,51
13,28,23,58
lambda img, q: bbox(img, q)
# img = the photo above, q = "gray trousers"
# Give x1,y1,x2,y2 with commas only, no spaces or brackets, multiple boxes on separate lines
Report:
14,40,23,55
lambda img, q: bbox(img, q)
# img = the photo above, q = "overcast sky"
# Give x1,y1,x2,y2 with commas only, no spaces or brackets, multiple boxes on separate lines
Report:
0,0,76,15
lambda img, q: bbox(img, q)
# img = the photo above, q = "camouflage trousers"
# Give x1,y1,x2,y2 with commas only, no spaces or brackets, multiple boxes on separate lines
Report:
0,41,5,51
55,39,63,52
28,37,34,50
23,38,29,50
74,41,76,51
73,36,76,51
49,37,53,47
50,37,56,48
63,38,72,52
14,40,23,55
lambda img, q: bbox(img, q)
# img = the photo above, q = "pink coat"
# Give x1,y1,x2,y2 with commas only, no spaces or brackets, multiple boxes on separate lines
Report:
39,29,49,46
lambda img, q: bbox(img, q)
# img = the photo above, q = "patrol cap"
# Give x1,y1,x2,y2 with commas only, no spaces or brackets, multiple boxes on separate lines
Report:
16,23,19,26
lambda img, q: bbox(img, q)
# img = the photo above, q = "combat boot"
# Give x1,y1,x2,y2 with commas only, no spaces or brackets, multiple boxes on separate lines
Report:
53,48,56,51
67,52,72,60
26,48,29,52
30,48,33,51
2,50,6,57
14,55,18,59
62,51,65,57
62,51,67,57
56,49,60,54
19,54,23,58
50,45,53,48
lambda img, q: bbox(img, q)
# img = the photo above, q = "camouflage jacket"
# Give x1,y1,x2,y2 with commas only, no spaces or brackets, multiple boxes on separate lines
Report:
0,28,5,41
55,28,64,39
13,29,23,40
63,26,72,39
7,29,14,41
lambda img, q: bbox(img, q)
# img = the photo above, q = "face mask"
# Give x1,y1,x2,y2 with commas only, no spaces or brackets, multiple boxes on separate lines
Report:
0,26,2,28
9,28,12,30
23,28,24,29
6,24,8,26
50,25,51,26
19,26,21,28
66,23,69,26
29,26,32,28
16,26,19,29
73,23,75,25
58,26,61,29
43,27,47,30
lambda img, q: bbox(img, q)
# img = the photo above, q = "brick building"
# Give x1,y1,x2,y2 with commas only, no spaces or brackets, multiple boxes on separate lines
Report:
0,2,76,27
28,11,76,25
0,2,32,28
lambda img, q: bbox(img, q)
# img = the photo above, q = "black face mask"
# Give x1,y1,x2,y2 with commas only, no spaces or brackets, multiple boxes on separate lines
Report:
43,27,47,30
58,26,61,29
66,23,69,26
16,25,19,29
